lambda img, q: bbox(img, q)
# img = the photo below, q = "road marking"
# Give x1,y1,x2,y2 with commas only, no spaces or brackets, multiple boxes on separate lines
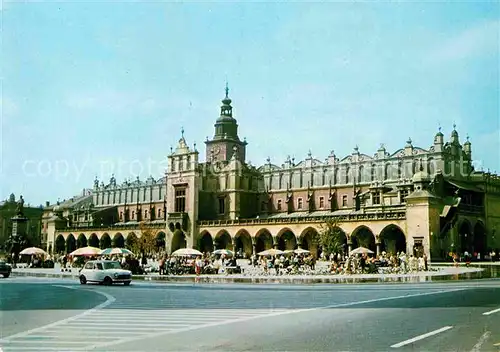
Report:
0,347,74,351
470,331,491,352
85,288,467,351
483,307,500,316
390,326,454,348
0,285,115,343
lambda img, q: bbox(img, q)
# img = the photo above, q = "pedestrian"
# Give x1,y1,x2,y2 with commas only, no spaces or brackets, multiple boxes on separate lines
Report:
159,256,166,275
194,256,202,275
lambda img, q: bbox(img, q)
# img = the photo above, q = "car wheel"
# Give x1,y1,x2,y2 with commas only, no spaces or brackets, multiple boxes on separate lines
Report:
79,275,87,285
3,273,10,278
124,281,131,286
103,276,113,286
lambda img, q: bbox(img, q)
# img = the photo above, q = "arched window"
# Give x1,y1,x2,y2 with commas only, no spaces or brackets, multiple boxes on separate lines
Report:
358,165,364,183
384,163,391,180
428,158,435,175
371,164,376,181
397,162,402,179
345,167,350,184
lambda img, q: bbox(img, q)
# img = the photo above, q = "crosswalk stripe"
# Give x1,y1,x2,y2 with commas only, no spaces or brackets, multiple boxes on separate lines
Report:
0,347,76,351
2,297,294,352
43,326,184,331
73,318,225,323
4,340,89,345
65,321,213,326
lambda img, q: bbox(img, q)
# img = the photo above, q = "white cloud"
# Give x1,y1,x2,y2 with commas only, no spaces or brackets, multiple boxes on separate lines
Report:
427,19,499,63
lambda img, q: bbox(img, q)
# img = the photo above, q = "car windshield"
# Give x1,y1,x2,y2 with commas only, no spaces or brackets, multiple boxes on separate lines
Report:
103,262,122,270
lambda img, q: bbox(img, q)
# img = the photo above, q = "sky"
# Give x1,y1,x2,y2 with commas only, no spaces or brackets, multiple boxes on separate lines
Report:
1,1,499,206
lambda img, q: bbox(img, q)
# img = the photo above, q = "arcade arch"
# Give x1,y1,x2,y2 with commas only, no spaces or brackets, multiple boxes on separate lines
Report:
88,233,99,248
156,232,166,252
214,230,232,250
77,234,87,248
66,234,76,253
276,228,297,251
198,231,214,254
235,229,252,258
458,220,473,254
299,227,320,258
113,233,125,248
351,226,376,253
171,230,186,252
100,233,111,249
55,234,65,253
255,229,273,254
379,225,406,255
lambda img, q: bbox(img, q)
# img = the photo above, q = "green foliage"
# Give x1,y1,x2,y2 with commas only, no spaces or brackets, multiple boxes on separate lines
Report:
125,234,138,251
138,222,157,255
319,218,346,256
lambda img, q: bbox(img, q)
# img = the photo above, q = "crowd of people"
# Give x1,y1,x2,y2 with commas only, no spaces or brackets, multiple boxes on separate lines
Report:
328,251,429,275
158,253,241,275
8,247,499,277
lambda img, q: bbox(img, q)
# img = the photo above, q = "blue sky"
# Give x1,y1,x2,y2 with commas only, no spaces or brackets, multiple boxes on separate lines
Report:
1,1,499,206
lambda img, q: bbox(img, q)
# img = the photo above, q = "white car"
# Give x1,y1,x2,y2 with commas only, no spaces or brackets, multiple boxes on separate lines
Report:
79,260,132,286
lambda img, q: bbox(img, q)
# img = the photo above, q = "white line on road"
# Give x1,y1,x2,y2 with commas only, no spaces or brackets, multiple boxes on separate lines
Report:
482,307,500,316
85,288,467,351
0,285,115,343
470,331,491,352
390,326,454,348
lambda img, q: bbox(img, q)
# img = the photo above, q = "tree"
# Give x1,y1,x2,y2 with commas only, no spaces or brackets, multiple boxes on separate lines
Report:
318,218,346,257
138,222,157,255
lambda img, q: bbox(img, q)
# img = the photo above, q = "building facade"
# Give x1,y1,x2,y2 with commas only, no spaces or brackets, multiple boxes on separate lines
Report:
44,87,500,260
1,194,44,251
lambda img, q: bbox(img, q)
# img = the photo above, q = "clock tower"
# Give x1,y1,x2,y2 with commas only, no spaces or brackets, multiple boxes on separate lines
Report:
205,83,247,163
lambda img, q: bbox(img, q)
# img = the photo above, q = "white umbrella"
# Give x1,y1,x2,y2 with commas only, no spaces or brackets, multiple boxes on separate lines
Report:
69,246,101,257
171,248,203,257
213,249,234,256
100,248,134,256
258,248,284,256
350,246,374,255
294,248,310,254
19,247,47,256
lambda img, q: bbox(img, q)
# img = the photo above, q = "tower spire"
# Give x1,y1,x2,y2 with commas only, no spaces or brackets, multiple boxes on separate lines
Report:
220,82,233,117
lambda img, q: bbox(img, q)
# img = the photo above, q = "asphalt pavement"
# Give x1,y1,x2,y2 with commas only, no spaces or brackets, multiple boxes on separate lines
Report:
0,277,499,351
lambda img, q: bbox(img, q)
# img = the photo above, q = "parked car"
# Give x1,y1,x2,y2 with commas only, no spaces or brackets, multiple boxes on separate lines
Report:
0,260,12,278
79,260,132,286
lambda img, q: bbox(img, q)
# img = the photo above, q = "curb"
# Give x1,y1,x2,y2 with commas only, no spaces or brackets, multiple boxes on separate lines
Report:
11,266,485,284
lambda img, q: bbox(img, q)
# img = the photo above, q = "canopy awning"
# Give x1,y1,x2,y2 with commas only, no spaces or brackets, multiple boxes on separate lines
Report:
446,179,484,193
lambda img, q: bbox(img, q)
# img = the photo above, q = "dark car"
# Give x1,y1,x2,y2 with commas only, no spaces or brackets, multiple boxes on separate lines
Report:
0,260,12,278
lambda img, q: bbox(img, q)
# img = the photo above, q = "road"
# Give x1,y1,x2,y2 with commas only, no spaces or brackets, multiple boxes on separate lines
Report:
0,277,499,351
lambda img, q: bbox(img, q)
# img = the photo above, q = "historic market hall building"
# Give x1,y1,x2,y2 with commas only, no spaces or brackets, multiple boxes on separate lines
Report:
43,87,500,261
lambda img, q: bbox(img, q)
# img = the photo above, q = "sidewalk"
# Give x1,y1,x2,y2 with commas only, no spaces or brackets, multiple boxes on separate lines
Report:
433,261,500,266
11,262,486,284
